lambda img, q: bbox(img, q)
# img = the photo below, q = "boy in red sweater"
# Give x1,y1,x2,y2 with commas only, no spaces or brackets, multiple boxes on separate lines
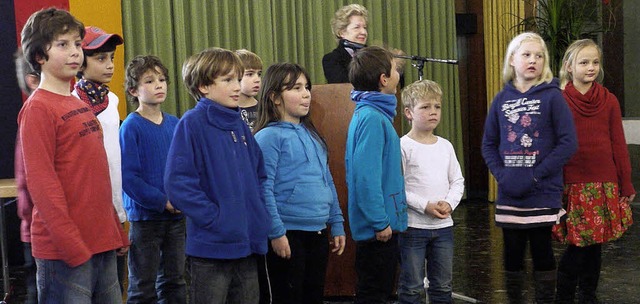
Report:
19,8,129,302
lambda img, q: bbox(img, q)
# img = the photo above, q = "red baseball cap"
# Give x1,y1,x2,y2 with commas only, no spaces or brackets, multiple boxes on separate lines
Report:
82,26,123,50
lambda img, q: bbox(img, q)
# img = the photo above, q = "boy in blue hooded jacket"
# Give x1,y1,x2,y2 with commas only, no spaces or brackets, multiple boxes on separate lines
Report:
345,46,408,304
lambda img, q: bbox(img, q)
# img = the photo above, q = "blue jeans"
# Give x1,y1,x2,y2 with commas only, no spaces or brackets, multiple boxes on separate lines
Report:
398,227,454,304
127,219,186,304
36,250,121,304
188,255,259,304
23,242,37,304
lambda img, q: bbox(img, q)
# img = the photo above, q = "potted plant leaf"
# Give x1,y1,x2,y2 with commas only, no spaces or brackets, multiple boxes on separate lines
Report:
513,0,616,74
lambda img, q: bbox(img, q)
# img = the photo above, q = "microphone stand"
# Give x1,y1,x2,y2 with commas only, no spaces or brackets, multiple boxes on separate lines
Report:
394,54,458,80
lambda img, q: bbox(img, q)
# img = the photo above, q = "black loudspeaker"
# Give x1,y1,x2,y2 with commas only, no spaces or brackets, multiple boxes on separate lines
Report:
456,13,478,35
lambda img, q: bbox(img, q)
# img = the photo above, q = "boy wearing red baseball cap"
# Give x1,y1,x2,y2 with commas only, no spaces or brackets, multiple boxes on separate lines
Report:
72,26,129,292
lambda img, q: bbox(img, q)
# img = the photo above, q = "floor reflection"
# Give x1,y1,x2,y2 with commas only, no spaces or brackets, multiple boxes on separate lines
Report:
450,201,640,304
327,201,640,304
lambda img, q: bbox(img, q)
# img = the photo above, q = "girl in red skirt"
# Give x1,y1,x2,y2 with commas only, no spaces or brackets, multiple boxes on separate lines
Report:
554,39,636,303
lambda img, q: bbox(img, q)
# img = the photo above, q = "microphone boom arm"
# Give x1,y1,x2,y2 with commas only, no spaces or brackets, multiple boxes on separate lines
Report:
394,54,458,80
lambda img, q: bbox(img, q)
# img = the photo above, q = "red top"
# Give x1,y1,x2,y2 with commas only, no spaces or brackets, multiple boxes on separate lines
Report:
14,133,32,243
562,82,635,197
18,89,129,267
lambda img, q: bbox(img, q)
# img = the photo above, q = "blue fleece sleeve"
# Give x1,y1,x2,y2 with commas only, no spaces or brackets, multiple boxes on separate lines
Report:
164,119,217,229
326,166,345,237
481,97,505,180
533,93,578,179
120,120,167,213
352,114,391,232
254,130,286,239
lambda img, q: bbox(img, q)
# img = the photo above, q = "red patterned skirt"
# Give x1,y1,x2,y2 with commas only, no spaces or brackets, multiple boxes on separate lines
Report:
552,182,633,247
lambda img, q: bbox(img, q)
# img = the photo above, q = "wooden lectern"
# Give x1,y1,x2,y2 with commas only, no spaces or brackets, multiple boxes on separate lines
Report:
310,84,357,297
311,83,404,297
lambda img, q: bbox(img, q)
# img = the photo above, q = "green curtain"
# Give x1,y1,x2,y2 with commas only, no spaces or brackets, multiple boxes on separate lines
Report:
121,0,462,165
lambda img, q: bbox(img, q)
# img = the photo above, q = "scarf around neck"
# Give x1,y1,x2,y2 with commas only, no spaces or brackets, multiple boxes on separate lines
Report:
350,90,397,121
75,79,110,116
563,81,608,117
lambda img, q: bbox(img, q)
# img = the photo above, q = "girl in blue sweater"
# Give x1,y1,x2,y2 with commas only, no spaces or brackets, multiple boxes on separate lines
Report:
253,63,346,304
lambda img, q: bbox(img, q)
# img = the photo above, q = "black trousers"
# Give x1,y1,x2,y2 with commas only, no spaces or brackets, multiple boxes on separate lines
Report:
354,235,399,304
558,243,601,277
502,226,556,272
557,243,602,300
266,230,329,304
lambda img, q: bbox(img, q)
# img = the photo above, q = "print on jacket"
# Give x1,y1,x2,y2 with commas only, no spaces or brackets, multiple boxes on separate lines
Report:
501,97,541,168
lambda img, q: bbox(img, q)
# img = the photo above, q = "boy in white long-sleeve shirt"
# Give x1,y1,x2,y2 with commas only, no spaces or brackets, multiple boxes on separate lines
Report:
397,80,465,304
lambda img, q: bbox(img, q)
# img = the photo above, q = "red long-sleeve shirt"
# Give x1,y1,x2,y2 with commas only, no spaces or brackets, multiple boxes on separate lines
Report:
18,89,128,267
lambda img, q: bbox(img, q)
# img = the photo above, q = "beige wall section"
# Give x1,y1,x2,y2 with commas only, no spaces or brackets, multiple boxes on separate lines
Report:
69,0,126,119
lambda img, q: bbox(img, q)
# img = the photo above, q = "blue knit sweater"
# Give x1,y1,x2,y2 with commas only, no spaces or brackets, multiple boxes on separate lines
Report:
120,112,183,221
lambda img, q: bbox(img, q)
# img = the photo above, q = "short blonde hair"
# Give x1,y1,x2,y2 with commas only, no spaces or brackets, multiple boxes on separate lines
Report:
330,4,368,41
182,47,244,101
559,39,603,89
502,32,553,85
401,79,443,110
235,49,263,71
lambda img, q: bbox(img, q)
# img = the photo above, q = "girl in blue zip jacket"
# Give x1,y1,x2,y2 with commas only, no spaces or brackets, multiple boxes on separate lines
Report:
253,62,346,304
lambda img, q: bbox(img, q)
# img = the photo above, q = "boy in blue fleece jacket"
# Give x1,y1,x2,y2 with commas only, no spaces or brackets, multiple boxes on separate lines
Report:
164,47,270,303
345,46,408,304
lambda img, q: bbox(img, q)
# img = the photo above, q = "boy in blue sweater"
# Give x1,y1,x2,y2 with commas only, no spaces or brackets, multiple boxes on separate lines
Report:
120,55,185,303
345,46,408,304
165,47,271,303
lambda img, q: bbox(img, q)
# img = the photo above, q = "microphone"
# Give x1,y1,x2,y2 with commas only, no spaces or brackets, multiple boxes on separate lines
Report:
394,54,458,65
341,39,365,50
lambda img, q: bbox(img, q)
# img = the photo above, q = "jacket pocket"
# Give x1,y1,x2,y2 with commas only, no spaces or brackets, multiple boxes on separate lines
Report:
499,167,536,198
283,182,332,215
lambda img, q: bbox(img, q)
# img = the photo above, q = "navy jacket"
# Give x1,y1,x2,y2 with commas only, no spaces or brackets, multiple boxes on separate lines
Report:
482,79,577,208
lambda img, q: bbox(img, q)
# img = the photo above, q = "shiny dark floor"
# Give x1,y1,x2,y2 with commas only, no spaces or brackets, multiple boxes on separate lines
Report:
2,202,639,303
325,201,640,304
448,201,639,304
